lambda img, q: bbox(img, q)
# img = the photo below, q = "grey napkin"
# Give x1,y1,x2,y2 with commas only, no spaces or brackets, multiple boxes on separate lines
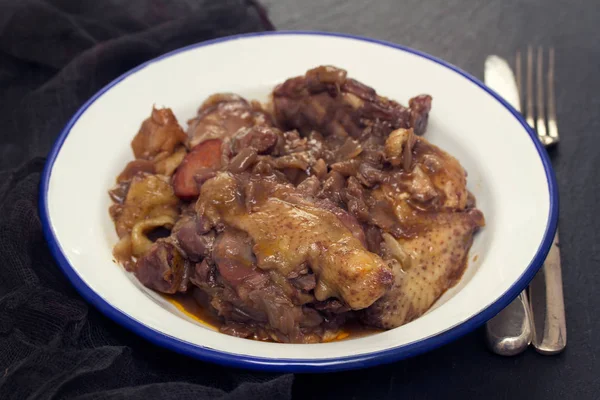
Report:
0,1,293,399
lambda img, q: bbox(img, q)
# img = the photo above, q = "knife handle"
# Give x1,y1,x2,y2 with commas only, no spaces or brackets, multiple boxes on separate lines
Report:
529,230,567,354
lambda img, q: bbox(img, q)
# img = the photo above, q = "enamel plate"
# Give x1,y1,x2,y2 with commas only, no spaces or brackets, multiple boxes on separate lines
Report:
40,32,558,372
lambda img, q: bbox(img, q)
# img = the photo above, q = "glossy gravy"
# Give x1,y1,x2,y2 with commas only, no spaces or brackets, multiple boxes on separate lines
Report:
164,292,382,342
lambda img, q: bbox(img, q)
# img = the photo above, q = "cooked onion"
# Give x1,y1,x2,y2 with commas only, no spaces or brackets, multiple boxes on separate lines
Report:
381,232,412,270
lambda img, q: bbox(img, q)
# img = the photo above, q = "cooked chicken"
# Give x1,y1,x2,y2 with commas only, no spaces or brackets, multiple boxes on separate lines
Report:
110,173,179,239
383,132,469,211
273,65,432,138
109,172,180,270
110,65,484,343
361,209,484,328
131,107,187,160
357,133,484,328
187,93,272,148
197,172,393,310
135,239,190,294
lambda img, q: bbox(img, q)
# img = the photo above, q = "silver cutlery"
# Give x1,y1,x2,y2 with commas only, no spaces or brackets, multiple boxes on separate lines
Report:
484,48,566,356
484,56,534,356
518,47,566,354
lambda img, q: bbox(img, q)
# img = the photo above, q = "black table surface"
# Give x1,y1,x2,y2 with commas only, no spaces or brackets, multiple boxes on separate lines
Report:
260,0,600,398
2,0,598,398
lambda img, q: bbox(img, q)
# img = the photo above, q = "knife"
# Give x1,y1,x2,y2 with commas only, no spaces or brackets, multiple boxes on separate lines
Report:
483,55,534,356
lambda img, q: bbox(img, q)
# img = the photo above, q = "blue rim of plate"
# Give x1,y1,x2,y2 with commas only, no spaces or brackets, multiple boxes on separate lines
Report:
39,31,559,373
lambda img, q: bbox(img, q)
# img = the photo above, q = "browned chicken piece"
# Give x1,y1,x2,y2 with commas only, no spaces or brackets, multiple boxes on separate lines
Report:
187,94,273,148
176,221,338,343
110,173,180,239
361,209,484,329
197,172,393,310
272,65,432,139
131,107,188,160
109,173,180,270
357,131,484,328
385,130,469,210
135,239,191,294
210,228,324,342
341,130,473,240
171,213,214,262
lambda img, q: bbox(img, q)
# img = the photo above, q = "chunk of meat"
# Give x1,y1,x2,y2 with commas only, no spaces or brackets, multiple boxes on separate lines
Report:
111,173,179,238
117,160,155,182
409,95,433,136
249,130,326,177
385,135,468,210
313,198,367,247
189,259,218,290
135,240,190,294
212,229,257,287
338,133,472,240
319,171,346,206
197,172,393,310
273,65,432,139
411,138,468,210
296,175,321,197
343,176,370,222
172,139,223,199
187,94,272,148
172,215,215,262
231,126,281,155
185,225,329,342
131,107,187,160
357,162,386,187
361,209,484,329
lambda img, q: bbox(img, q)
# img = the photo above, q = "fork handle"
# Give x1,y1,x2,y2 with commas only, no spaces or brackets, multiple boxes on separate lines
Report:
528,230,567,354
485,291,532,356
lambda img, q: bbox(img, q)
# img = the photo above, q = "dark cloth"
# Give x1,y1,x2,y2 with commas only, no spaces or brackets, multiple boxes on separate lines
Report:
0,1,293,399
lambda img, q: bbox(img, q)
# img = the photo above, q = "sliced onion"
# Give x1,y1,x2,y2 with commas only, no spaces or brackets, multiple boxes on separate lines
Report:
382,232,412,270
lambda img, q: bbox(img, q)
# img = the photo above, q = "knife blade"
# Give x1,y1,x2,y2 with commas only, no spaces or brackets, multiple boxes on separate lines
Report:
483,55,533,356
484,55,522,112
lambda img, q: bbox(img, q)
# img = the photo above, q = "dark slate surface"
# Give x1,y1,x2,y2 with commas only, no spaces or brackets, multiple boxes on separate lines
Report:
260,0,599,398
1,0,597,398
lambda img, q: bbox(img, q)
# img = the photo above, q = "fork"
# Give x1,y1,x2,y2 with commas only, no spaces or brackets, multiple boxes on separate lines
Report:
516,46,566,354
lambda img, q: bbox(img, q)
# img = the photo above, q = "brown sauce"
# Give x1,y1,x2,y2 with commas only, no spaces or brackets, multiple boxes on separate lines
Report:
164,292,382,342
163,292,221,330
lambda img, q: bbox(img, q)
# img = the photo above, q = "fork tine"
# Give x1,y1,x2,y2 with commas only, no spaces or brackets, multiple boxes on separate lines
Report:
526,46,535,129
536,47,548,140
547,48,559,140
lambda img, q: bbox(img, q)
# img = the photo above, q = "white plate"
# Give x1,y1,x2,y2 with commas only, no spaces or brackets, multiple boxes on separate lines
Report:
40,32,558,372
